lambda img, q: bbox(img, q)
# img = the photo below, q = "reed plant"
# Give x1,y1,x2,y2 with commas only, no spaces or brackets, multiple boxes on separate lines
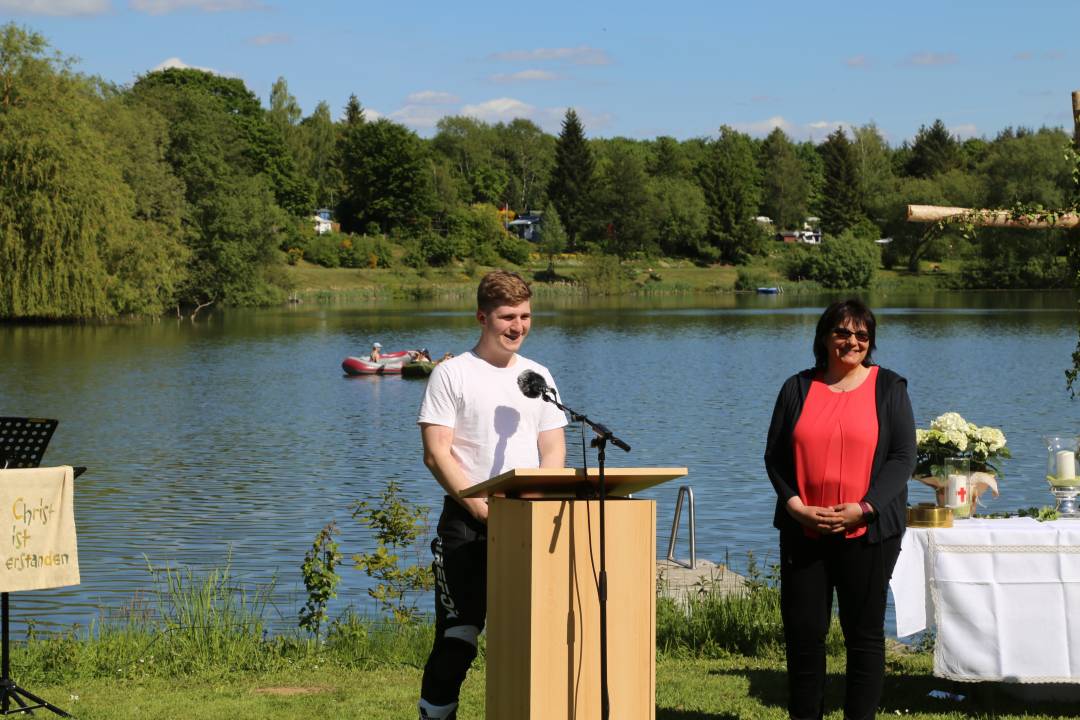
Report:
656,553,844,658
10,560,446,685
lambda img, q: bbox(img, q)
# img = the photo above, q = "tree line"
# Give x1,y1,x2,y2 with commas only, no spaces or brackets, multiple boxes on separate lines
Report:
2,24,1076,320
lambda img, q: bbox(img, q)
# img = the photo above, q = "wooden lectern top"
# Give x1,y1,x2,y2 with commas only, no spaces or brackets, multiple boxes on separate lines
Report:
459,466,687,499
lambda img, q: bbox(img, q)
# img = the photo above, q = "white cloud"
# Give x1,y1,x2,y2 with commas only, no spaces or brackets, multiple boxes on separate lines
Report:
1013,51,1034,61
535,106,613,133
806,120,855,139
904,51,958,67
844,54,869,68
374,96,611,135
405,90,459,105
488,45,611,66
247,33,290,46
130,0,263,14
490,69,559,83
150,56,220,74
0,0,109,14
731,115,795,136
1045,50,1065,61
949,123,979,139
729,116,855,142
460,97,536,123
387,104,445,129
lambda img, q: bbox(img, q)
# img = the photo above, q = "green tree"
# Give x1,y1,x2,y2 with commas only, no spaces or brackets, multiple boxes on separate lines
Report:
0,24,186,318
432,116,507,205
537,206,568,275
130,68,292,310
978,127,1072,209
652,177,708,258
796,141,826,219
650,136,690,179
595,143,655,257
759,128,808,230
547,108,595,248
298,100,342,208
906,119,960,179
851,123,894,227
819,128,862,235
135,67,311,216
337,118,433,234
493,118,554,212
698,126,763,263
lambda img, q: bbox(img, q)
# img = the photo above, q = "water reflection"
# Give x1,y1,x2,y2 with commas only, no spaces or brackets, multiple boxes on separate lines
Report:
0,290,1076,636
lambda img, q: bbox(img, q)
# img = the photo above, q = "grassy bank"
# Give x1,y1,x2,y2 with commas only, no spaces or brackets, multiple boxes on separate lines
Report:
10,568,1078,718
282,254,955,303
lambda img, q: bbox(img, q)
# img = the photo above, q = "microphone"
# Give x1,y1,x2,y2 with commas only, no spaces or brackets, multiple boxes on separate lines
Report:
516,369,550,399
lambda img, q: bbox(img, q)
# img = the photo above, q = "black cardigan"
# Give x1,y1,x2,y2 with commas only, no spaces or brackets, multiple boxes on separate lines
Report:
764,366,916,543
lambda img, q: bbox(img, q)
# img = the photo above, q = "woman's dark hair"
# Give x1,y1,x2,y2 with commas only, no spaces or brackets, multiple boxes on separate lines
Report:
813,299,877,370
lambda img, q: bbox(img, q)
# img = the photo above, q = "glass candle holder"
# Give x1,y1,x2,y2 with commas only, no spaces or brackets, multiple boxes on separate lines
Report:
942,456,971,519
1045,436,1080,517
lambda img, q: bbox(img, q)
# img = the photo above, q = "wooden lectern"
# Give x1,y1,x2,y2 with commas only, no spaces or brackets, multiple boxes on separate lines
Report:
461,467,687,720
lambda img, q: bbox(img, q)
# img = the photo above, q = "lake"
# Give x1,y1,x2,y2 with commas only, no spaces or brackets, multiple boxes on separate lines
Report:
1,289,1077,636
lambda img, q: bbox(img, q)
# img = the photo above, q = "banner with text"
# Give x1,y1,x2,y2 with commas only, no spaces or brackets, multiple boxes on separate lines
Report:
0,466,80,592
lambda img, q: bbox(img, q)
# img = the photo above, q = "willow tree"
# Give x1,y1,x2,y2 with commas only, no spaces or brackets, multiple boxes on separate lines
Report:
0,24,186,319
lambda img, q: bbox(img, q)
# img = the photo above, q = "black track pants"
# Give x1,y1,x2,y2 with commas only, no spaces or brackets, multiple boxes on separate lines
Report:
779,531,901,720
419,497,487,713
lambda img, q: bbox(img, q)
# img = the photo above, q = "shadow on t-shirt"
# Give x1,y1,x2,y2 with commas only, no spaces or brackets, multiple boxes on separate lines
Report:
489,405,521,478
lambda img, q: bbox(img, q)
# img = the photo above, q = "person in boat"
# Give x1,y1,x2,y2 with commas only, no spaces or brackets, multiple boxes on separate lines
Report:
370,342,382,362
764,299,915,720
437,352,453,363
416,270,567,720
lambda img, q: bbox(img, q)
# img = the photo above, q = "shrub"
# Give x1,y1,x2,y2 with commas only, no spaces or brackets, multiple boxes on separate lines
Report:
496,234,532,265
734,267,773,291
814,231,878,288
303,232,343,268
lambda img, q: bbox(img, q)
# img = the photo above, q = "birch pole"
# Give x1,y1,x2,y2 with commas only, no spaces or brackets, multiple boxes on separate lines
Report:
906,205,1080,228
907,90,1080,228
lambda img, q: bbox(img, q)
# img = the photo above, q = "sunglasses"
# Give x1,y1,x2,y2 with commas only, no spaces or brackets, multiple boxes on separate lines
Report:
832,327,870,343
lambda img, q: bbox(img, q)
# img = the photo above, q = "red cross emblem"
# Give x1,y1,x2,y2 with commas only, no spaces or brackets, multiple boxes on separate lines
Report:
957,486,967,502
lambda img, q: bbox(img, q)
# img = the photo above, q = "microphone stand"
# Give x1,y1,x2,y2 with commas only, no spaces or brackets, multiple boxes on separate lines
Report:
538,388,629,720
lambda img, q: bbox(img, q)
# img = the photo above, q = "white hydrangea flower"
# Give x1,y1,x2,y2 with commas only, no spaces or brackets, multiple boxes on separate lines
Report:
931,412,968,434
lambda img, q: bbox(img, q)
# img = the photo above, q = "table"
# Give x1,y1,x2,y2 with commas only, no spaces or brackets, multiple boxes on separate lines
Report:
891,517,1080,683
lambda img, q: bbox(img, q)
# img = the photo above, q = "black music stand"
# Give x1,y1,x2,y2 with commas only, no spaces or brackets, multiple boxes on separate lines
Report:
0,417,73,718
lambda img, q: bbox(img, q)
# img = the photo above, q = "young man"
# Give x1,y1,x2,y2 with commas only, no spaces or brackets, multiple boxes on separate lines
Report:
416,270,567,720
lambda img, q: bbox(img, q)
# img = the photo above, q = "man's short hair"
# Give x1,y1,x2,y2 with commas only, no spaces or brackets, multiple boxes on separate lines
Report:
476,270,531,313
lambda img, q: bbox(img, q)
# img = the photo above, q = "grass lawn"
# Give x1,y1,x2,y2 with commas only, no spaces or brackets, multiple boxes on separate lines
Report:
27,652,1080,719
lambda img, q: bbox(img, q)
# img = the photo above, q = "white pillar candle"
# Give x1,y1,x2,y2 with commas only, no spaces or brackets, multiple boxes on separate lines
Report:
946,474,969,507
1056,450,1076,480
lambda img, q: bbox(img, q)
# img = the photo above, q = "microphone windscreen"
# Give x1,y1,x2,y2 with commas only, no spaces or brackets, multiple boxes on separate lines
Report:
516,369,547,398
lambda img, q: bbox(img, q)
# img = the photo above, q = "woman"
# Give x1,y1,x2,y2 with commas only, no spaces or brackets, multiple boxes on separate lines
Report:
764,299,915,720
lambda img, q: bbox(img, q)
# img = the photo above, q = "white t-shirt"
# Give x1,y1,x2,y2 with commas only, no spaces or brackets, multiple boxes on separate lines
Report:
418,351,568,487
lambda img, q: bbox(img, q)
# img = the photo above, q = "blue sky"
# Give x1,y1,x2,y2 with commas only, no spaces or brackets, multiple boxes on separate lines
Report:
4,0,1080,144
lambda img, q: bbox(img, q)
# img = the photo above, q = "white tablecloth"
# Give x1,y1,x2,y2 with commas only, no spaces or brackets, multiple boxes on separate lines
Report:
891,517,1080,683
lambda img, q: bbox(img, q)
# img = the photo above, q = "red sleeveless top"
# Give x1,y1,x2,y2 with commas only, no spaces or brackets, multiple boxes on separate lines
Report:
791,365,878,539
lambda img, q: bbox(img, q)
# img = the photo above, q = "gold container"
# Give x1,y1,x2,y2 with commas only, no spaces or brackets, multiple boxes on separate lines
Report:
907,503,953,528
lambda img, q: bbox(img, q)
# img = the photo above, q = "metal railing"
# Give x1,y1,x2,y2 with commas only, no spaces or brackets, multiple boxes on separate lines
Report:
665,485,696,569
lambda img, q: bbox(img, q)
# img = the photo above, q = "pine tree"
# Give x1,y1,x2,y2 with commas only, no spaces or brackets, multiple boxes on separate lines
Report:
906,119,960,178
547,109,595,249
819,128,862,235
759,128,808,230
698,126,763,262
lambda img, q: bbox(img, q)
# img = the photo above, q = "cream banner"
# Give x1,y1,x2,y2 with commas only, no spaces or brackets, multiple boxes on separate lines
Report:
0,466,80,592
